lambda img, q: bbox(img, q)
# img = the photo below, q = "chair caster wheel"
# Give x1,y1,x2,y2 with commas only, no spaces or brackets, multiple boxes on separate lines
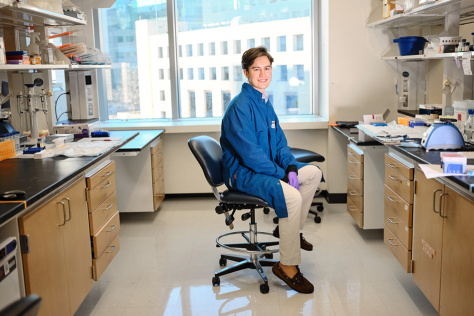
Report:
263,207,270,214
264,253,273,259
212,276,220,286
314,216,321,224
317,205,324,212
273,217,279,224
260,283,269,294
219,258,227,266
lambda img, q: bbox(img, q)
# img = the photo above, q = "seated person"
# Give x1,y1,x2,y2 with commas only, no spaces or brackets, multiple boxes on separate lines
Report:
220,46,322,293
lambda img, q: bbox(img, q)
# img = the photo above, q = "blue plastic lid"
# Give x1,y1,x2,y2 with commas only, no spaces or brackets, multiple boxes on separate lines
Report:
468,109,474,115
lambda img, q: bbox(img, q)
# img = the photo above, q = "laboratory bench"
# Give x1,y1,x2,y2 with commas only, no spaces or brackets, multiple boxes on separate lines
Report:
333,125,474,315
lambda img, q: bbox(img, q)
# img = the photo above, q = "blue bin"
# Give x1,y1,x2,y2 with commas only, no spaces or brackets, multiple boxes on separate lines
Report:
393,36,428,56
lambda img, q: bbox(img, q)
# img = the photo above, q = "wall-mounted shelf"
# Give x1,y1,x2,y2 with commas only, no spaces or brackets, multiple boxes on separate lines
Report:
0,64,111,71
0,2,86,28
382,52,472,61
367,0,474,29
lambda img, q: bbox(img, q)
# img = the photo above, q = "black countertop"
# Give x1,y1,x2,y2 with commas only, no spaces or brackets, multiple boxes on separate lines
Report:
332,126,474,194
332,126,383,146
116,130,164,152
0,131,139,225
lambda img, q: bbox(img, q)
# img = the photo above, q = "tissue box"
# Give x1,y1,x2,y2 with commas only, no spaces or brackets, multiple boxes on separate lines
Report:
440,152,467,174
54,122,99,137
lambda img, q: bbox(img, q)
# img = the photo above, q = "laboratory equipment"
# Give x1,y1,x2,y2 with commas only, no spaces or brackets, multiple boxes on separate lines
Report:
440,152,467,174
67,70,99,120
397,61,426,111
421,121,465,151
0,237,20,311
464,109,474,142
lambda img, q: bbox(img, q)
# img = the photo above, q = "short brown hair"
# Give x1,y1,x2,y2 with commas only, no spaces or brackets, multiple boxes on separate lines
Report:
241,46,274,71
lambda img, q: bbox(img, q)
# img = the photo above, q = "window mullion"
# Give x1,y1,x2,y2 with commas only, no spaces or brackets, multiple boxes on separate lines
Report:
167,0,180,120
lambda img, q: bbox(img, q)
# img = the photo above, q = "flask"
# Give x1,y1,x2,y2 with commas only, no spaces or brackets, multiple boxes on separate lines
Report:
464,109,474,142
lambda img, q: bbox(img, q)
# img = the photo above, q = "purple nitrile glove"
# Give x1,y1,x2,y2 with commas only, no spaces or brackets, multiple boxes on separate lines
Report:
288,171,299,190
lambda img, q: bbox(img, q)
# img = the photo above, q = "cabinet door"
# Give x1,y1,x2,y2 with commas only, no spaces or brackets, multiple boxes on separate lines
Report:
19,194,70,316
439,187,474,315
412,169,444,312
61,177,93,315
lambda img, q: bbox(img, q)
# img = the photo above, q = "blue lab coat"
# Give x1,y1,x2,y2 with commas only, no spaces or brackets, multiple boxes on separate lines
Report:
220,83,306,218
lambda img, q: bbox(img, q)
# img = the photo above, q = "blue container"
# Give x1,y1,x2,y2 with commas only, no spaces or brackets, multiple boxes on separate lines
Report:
393,36,428,56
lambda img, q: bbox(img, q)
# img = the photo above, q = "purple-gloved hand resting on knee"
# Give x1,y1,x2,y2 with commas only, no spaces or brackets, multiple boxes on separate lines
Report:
288,171,299,190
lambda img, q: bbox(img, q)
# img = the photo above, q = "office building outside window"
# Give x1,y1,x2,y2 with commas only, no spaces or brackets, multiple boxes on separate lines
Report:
160,90,165,101
222,91,231,112
205,91,213,116
286,93,298,114
277,36,286,52
294,34,304,51
100,0,316,120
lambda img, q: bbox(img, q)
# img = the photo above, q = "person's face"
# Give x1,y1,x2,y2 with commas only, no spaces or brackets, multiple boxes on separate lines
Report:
243,56,272,94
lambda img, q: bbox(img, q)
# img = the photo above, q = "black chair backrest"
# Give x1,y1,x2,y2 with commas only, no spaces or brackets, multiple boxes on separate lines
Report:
188,136,224,187
0,294,41,316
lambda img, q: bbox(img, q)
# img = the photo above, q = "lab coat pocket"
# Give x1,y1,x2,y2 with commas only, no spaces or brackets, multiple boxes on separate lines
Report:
255,119,266,133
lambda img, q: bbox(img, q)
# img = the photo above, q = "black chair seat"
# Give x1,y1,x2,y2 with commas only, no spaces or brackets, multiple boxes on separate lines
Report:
291,148,325,163
220,190,271,207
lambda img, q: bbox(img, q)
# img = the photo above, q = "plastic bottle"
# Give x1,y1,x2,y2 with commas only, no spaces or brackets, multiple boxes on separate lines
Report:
464,109,474,142
26,32,41,56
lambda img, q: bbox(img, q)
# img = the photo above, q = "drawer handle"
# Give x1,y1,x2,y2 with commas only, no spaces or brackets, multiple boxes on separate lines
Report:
57,201,67,226
107,225,117,232
348,159,359,165
348,206,357,212
348,191,358,196
62,198,72,222
387,196,398,203
103,204,114,211
105,245,117,253
348,175,358,180
386,238,398,246
388,163,399,168
439,193,448,218
388,175,402,182
387,217,400,224
432,189,442,214
102,181,112,189
102,171,112,178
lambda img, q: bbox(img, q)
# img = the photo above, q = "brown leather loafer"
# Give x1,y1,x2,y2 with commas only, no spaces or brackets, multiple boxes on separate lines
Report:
272,263,314,294
273,226,313,251
300,233,313,251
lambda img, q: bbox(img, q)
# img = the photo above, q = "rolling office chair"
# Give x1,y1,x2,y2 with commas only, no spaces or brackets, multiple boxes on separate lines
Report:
188,136,279,294
0,294,41,316
264,147,325,224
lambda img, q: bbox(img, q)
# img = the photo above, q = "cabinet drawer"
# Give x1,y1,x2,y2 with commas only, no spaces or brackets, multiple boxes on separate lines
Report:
150,139,163,156
153,194,165,211
347,170,363,195
88,175,116,212
384,225,412,273
89,192,118,235
347,183,363,211
384,205,412,250
385,154,414,180
92,211,120,259
86,161,115,190
93,235,120,281
347,197,363,228
384,185,413,227
152,161,164,183
153,178,165,195
347,145,363,164
151,149,164,166
347,156,363,180
385,164,413,203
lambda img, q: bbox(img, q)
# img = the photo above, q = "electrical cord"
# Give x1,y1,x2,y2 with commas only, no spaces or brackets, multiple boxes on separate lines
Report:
54,91,70,121
56,111,70,122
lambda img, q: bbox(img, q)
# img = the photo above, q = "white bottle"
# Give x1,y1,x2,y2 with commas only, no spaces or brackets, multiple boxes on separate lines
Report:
464,109,474,142
26,32,40,56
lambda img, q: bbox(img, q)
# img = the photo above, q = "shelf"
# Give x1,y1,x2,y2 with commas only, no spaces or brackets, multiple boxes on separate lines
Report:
382,52,472,60
367,0,474,29
0,2,86,28
0,64,111,71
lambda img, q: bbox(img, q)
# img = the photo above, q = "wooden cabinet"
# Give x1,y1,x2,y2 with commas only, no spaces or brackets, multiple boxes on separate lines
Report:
346,144,387,229
151,138,165,210
86,160,120,281
383,153,414,273
19,176,92,316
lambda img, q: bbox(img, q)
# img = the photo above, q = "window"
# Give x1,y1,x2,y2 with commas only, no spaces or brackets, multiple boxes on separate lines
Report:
278,65,288,81
277,36,286,52
222,67,229,80
295,64,304,81
234,40,241,54
261,37,270,50
221,41,228,55
198,67,205,80
99,0,316,120
210,67,217,80
222,91,231,112
209,42,216,55
294,34,303,51
198,43,204,56
205,91,213,117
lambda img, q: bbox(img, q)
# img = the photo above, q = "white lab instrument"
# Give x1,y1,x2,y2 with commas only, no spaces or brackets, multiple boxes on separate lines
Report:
0,237,20,310
421,122,465,151
67,70,99,120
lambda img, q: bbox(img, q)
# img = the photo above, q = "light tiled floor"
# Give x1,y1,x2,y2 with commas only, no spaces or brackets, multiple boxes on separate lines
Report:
76,197,438,316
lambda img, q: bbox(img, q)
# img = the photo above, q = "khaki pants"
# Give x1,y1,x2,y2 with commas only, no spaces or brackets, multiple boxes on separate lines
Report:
278,165,322,265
